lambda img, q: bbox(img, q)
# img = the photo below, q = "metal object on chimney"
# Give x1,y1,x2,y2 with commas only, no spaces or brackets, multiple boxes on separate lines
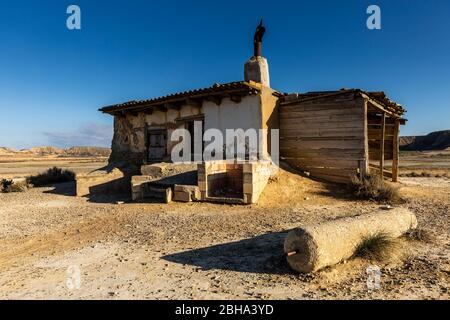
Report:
253,19,266,57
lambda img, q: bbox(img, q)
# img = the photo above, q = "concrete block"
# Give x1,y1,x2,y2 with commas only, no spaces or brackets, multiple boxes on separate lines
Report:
174,184,201,201
132,191,142,201
198,181,207,192
243,183,253,194
243,172,253,184
174,190,191,202
197,173,206,182
243,163,254,173
141,165,163,177
197,164,205,174
165,187,173,203
243,193,254,204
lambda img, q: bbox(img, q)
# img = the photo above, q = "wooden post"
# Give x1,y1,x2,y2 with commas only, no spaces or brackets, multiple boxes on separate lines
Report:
379,113,386,178
361,98,369,177
392,119,400,182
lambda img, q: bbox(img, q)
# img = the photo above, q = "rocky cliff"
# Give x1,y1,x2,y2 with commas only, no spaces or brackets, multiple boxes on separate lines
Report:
400,130,450,151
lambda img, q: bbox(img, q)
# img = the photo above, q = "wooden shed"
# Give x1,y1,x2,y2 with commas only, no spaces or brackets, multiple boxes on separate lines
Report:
279,89,406,183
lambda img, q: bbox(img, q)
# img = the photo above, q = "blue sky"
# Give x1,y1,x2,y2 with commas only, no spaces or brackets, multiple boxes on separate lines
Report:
0,0,449,148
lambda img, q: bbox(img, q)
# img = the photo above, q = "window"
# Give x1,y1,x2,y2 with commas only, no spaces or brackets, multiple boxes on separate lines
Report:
147,129,167,162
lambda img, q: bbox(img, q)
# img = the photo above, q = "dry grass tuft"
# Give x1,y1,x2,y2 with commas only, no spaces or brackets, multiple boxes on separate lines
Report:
27,167,75,187
349,173,401,203
354,232,400,262
1,179,30,193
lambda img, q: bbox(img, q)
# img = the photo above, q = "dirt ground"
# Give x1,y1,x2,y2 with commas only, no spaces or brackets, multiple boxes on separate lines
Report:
0,153,448,300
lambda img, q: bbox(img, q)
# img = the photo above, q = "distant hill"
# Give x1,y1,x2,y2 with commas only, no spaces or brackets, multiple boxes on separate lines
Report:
400,130,450,151
0,147,17,155
0,146,111,157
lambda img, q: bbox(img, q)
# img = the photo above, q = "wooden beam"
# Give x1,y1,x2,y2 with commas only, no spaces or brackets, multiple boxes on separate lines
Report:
165,102,181,111
369,164,393,179
379,113,386,178
361,97,369,176
113,111,125,118
205,95,222,106
229,94,242,103
362,92,402,118
392,119,400,182
186,98,202,108
154,105,167,112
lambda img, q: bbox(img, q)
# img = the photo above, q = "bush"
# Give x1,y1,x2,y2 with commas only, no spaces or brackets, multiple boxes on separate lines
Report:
27,167,75,187
1,179,29,193
354,232,399,262
1,179,13,192
349,173,400,203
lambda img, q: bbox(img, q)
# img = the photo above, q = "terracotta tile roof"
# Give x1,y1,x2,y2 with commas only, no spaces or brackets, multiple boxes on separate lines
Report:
100,81,267,114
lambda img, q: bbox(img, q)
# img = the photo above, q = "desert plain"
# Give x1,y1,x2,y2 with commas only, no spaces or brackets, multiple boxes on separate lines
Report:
0,149,448,299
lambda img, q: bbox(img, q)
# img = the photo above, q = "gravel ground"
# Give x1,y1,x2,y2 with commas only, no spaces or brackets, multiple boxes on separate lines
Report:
0,170,448,300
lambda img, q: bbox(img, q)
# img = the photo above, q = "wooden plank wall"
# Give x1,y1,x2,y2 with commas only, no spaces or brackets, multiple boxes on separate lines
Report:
280,92,366,183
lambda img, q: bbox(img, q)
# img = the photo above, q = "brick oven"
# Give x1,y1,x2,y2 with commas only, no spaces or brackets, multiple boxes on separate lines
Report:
198,161,273,204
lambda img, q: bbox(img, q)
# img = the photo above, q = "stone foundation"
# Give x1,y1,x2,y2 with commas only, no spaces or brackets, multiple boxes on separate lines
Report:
173,185,201,202
131,163,197,202
76,167,129,197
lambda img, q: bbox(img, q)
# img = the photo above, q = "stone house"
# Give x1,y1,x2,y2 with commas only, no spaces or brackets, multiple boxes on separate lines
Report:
75,23,406,203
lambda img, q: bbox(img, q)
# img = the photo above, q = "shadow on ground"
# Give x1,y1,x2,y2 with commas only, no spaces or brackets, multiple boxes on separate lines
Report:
44,181,130,204
43,182,76,196
162,231,294,275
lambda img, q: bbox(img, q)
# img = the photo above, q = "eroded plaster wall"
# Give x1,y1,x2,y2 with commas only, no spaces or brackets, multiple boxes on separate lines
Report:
109,102,202,168
109,92,279,168
260,86,279,157
109,113,147,167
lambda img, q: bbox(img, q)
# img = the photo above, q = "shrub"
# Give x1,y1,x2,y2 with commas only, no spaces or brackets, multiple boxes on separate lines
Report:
349,173,400,203
0,179,29,193
27,167,75,187
354,232,399,262
1,179,13,192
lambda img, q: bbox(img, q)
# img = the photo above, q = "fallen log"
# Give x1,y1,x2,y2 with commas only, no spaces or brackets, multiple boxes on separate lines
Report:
284,208,417,273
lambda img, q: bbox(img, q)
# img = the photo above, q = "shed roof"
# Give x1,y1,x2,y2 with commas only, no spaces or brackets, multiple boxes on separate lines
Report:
100,81,272,115
281,89,406,118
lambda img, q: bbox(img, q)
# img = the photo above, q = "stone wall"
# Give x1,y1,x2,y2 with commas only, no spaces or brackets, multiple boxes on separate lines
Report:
242,161,273,204
109,102,202,168
76,167,130,197
109,114,147,168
